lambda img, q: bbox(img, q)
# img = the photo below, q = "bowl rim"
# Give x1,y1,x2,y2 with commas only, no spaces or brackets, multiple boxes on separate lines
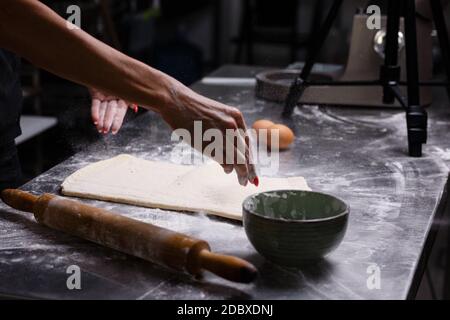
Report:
242,189,349,223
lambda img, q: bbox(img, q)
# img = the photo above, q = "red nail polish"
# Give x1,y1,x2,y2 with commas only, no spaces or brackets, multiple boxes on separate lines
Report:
132,104,138,113
253,177,259,187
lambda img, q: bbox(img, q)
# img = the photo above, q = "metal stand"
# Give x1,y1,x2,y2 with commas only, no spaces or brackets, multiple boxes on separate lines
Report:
283,0,343,117
404,0,427,157
283,0,450,157
430,0,450,99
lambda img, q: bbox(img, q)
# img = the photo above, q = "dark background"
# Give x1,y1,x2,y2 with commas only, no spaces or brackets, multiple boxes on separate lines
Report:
11,0,450,300
18,0,450,182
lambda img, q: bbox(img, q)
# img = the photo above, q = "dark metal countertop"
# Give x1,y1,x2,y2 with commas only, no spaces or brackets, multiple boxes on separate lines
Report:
1,65,449,299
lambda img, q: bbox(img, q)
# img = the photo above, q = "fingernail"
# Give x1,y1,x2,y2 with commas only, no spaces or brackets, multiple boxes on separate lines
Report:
93,121,98,125
238,175,248,186
132,104,138,113
252,176,259,187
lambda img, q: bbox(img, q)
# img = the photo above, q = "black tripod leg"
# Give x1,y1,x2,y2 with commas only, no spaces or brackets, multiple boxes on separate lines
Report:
404,0,427,157
430,0,450,100
381,0,401,104
282,0,343,117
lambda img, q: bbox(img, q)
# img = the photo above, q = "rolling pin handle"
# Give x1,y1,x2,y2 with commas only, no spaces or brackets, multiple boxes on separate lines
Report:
1,189,38,213
198,250,258,284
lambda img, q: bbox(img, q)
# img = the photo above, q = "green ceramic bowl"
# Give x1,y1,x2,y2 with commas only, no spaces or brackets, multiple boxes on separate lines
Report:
242,190,349,266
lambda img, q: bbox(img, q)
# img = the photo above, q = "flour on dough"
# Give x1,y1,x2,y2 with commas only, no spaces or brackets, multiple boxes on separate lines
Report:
61,154,310,220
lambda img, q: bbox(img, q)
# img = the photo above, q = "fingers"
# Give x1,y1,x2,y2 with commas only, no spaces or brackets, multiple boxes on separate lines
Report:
111,100,128,134
221,164,234,174
204,118,248,186
97,101,107,133
227,107,258,186
247,134,258,185
92,99,129,134
233,111,258,184
90,87,129,135
91,99,100,126
234,131,249,186
224,131,248,186
103,100,118,134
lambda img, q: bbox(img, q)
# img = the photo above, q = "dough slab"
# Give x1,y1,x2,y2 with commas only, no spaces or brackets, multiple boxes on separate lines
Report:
61,154,310,221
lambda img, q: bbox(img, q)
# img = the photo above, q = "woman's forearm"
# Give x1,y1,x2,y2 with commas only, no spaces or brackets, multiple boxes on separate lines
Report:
0,0,178,112
0,0,257,185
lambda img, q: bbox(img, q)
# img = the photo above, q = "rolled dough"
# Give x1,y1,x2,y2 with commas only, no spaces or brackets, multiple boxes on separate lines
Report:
61,154,310,221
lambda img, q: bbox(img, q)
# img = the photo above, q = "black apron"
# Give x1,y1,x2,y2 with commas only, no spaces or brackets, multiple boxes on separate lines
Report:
0,49,23,191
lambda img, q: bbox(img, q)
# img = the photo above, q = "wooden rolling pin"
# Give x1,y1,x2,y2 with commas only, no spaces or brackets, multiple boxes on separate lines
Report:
1,189,257,283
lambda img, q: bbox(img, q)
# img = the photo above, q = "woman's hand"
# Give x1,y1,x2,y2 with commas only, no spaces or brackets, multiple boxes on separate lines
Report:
89,88,136,135
159,84,258,186
0,0,257,186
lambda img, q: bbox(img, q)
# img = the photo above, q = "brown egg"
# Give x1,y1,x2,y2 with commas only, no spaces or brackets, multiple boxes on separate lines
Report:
267,124,295,150
252,119,274,131
252,119,273,147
